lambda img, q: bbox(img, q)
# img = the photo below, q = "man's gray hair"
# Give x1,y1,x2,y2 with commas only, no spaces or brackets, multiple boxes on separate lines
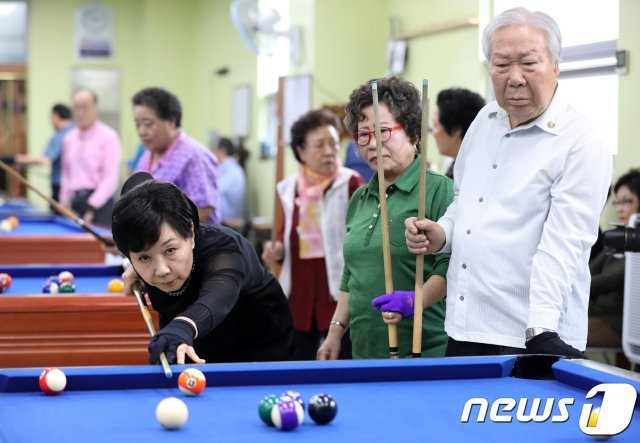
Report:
482,7,562,66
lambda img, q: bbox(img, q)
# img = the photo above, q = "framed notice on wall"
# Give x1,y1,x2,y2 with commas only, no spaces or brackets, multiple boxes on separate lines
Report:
281,74,312,145
75,3,114,59
232,85,251,138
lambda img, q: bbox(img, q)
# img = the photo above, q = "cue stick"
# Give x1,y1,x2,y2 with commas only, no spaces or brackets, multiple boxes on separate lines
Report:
412,79,429,358
131,281,173,378
372,80,399,359
0,159,115,247
268,76,287,277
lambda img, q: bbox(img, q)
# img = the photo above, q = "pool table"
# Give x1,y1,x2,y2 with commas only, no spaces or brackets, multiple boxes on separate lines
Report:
0,215,109,264
0,197,44,217
0,356,638,442
0,264,158,368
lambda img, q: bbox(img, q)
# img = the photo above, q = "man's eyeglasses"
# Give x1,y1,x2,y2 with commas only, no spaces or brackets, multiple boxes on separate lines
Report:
352,125,404,147
612,198,634,207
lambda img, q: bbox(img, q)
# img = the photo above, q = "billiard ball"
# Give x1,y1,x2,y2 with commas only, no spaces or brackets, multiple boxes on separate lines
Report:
156,397,189,430
39,367,67,395
42,276,60,294
271,398,304,431
108,279,125,293
58,282,76,293
6,216,19,228
0,219,12,232
178,368,206,396
58,271,74,284
258,394,281,426
308,393,337,425
0,273,11,292
281,390,304,409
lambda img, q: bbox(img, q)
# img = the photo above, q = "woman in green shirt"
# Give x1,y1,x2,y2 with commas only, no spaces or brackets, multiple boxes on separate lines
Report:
317,76,454,359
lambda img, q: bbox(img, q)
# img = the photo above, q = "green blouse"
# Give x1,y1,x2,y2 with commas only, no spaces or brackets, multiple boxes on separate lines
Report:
340,157,454,359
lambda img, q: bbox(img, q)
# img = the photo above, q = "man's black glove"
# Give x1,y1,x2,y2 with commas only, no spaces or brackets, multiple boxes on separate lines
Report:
525,331,584,359
148,319,196,364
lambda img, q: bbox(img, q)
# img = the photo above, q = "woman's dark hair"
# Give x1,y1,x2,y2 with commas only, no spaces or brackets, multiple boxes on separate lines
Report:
289,109,342,163
112,181,199,257
344,76,422,151
614,168,640,197
436,88,485,138
132,87,182,128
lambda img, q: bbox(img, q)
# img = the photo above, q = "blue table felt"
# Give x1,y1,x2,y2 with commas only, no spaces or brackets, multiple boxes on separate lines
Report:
0,264,122,294
0,356,638,442
0,215,110,236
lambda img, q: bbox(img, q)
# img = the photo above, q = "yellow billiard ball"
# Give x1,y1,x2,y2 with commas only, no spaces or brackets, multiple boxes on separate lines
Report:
108,279,125,293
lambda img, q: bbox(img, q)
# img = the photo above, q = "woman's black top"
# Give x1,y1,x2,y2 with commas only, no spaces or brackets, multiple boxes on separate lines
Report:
146,223,294,363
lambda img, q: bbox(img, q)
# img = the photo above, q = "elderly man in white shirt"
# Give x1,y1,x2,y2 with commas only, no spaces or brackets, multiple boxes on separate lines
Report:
404,7,612,358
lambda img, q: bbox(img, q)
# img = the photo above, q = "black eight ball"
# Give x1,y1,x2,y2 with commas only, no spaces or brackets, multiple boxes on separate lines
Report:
308,393,337,425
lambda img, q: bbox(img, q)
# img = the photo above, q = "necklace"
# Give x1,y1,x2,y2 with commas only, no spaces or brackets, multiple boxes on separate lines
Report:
166,258,196,297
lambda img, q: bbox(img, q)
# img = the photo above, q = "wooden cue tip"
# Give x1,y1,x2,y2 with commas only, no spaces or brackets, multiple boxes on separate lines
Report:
371,80,378,89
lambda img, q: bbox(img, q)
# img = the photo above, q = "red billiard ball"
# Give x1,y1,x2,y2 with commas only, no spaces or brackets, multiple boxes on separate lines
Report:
0,273,11,292
58,271,74,284
39,368,67,395
178,368,206,396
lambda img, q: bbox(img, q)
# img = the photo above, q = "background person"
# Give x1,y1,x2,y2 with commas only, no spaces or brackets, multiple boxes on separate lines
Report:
432,88,485,179
317,76,454,360
60,89,121,227
262,109,364,360
133,87,220,223
405,7,612,358
212,137,246,224
588,168,640,361
114,173,295,364
14,103,73,203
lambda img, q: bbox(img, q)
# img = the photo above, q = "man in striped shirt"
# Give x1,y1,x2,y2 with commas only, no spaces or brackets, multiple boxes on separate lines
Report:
405,7,612,359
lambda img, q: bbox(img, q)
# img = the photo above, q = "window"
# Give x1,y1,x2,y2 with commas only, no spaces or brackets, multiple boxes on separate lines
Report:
0,1,27,64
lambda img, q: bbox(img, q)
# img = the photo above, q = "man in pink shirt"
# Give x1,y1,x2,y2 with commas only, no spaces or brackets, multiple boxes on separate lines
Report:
60,89,121,227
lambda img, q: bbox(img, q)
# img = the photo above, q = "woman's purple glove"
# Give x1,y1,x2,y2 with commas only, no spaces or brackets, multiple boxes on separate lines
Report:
371,291,416,319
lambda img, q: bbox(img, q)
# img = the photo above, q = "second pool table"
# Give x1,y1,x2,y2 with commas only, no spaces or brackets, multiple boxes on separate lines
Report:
0,264,158,368
0,215,109,264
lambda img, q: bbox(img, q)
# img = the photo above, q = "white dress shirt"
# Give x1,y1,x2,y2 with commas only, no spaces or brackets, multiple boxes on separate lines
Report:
438,86,612,350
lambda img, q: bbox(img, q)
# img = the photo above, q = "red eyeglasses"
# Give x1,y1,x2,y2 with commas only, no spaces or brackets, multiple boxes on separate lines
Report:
352,125,404,147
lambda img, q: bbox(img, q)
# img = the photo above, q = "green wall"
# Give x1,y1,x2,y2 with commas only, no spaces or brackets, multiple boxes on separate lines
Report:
617,0,639,177
388,0,485,169
23,0,640,221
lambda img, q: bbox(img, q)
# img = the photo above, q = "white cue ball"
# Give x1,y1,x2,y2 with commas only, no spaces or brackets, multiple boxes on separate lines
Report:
156,397,189,430
0,220,12,232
